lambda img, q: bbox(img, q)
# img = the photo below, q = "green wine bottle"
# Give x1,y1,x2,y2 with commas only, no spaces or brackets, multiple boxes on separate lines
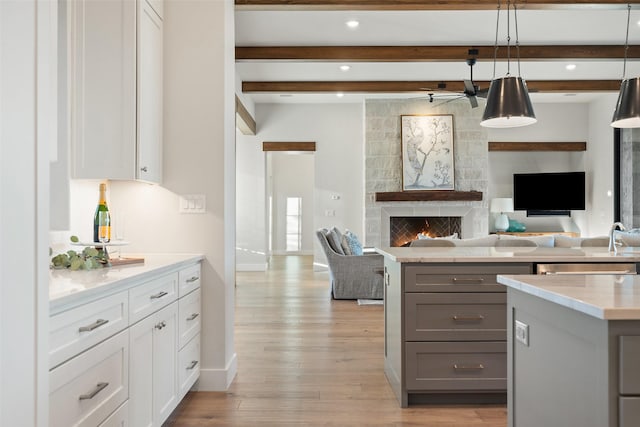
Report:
93,183,111,243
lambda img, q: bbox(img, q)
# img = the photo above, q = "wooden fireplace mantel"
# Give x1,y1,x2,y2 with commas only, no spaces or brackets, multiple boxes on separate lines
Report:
375,190,483,202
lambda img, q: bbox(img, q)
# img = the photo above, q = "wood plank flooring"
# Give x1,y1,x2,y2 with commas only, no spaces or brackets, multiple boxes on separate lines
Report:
164,255,507,426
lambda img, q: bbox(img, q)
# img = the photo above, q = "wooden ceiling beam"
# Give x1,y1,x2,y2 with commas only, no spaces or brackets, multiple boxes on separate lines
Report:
235,0,634,11
236,45,640,62
242,80,621,93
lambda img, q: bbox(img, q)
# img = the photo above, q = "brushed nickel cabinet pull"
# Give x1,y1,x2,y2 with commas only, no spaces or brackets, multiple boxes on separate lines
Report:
140,166,148,172
78,318,109,332
150,291,168,300
155,321,167,330
186,313,199,321
453,364,484,371
186,276,199,283
452,315,485,322
186,360,199,370
452,278,484,284
78,382,109,400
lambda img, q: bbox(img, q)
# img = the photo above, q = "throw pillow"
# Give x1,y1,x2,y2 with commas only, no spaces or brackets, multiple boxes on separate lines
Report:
554,235,609,248
453,235,499,247
326,227,345,255
344,230,364,256
499,234,555,248
614,229,640,247
340,234,353,255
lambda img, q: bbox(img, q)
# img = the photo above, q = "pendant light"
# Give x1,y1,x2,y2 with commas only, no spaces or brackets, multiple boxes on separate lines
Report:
481,0,537,128
611,5,640,128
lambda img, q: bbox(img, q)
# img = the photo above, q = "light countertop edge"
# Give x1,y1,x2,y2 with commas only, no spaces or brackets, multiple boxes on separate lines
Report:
497,274,640,320
50,253,204,314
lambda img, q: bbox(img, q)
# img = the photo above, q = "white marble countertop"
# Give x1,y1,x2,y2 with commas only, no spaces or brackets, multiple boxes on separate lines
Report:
498,274,640,320
375,246,640,263
50,253,203,314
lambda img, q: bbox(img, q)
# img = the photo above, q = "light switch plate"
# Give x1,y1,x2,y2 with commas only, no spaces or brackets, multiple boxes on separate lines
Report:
515,320,529,346
179,194,206,214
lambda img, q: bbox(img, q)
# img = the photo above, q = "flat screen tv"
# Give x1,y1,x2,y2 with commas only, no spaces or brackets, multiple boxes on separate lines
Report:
513,171,586,213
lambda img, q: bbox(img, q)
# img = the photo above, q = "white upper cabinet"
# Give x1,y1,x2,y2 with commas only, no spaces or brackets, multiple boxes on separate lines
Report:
69,0,163,184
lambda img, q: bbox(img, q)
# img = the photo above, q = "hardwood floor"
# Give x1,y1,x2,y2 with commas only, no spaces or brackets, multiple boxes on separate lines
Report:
164,255,507,426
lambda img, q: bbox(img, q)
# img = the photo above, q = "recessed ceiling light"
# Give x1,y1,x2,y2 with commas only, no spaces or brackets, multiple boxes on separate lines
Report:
564,93,577,97
565,64,577,71
279,94,293,97
339,65,351,72
346,20,359,29
336,92,345,98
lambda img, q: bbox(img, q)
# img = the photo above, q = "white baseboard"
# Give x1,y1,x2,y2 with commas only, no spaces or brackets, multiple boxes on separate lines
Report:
236,263,268,272
195,352,238,391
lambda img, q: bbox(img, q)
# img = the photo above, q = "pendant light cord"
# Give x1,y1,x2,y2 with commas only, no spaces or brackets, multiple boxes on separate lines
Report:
515,2,521,77
492,0,501,79
506,0,511,76
623,4,631,80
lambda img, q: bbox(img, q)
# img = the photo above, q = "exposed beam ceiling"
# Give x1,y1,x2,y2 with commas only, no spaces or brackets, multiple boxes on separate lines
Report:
242,80,621,93
236,45,640,62
235,0,635,11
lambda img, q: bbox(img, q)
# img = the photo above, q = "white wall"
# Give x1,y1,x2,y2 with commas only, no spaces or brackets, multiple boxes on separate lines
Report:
235,103,364,267
67,0,237,391
584,93,618,236
487,103,589,234
270,152,314,255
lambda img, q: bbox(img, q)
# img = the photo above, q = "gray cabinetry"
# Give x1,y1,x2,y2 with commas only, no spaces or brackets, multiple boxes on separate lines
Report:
385,261,531,407
620,336,640,427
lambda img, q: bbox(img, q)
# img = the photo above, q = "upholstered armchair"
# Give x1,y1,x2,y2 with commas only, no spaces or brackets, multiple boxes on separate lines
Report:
316,229,384,300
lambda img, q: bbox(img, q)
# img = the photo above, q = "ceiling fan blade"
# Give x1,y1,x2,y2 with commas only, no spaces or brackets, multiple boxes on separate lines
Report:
468,95,479,108
463,79,476,96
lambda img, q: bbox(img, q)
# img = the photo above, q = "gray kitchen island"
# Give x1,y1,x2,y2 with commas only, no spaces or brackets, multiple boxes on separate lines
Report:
498,273,640,427
377,246,640,407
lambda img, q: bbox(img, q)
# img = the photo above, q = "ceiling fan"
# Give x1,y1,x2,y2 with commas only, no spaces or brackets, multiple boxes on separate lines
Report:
421,49,488,108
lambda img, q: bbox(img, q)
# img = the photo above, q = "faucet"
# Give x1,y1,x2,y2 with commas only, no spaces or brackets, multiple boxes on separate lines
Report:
609,222,626,253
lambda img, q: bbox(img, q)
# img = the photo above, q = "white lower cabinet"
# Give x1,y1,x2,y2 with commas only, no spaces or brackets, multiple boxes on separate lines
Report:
130,301,178,427
49,330,129,427
49,261,201,426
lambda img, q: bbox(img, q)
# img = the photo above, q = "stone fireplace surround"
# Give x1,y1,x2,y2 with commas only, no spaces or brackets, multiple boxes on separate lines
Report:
364,99,489,248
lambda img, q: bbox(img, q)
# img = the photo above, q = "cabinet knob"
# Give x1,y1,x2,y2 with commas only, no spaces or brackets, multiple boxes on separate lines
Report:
155,321,166,330
140,166,148,172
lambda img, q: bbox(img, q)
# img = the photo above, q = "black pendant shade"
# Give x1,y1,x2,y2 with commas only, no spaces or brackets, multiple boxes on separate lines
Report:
611,77,640,128
480,76,537,128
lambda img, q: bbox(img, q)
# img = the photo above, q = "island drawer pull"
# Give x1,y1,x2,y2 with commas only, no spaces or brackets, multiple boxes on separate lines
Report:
452,278,484,284
453,364,484,371
186,360,199,370
452,315,485,322
186,276,199,283
78,318,109,332
150,291,168,300
186,313,200,321
78,382,109,400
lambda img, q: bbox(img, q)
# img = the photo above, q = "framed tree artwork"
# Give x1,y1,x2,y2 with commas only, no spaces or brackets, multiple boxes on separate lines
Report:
401,114,455,191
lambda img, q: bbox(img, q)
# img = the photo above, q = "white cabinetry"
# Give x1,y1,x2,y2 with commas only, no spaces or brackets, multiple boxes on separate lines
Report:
69,0,163,183
49,258,201,427
130,302,178,427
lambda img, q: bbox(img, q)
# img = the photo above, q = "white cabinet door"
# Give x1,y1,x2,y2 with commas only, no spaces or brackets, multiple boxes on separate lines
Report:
129,302,177,427
153,301,178,424
137,0,163,184
69,0,136,180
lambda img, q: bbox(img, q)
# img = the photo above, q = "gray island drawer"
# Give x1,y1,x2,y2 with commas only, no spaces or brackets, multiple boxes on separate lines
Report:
405,341,507,391
619,336,640,395
405,293,506,341
404,263,532,293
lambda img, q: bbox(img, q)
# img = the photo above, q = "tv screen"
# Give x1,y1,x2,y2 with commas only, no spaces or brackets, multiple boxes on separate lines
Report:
513,172,586,211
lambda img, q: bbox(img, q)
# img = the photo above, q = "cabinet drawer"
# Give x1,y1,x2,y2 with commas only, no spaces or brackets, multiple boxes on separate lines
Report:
620,397,640,427
178,264,201,297
179,288,201,349
50,330,129,427
405,293,506,341
50,290,128,369
404,263,531,293
129,272,177,324
98,401,128,427
178,333,200,400
405,341,506,391
619,336,640,395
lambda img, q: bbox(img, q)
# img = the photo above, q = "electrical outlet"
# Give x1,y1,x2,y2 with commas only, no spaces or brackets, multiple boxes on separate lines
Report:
515,320,529,346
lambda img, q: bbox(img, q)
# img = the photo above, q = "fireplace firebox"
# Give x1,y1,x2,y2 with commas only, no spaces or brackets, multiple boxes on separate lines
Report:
389,216,462,247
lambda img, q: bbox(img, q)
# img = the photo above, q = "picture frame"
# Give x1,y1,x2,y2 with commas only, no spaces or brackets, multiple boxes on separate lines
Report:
401,114,455,191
